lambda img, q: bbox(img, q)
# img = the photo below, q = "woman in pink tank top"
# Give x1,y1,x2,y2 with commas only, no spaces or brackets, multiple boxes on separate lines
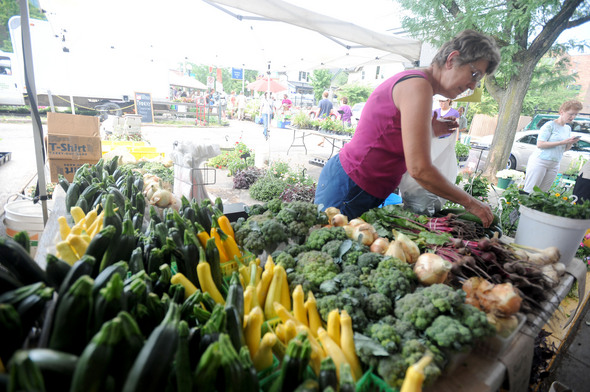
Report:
315,30,500,227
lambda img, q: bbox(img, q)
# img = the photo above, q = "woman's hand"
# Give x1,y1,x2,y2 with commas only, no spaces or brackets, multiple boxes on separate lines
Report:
432,113,458,137
464,197,494,228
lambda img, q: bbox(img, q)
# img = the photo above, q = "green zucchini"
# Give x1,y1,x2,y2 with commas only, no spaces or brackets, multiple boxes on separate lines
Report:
65,182,81,213
0,237,48,285
0,269,23,295
318,357,337,392
20,348,79,392
70,318,122,392
0,303,23,365
13,231,30,254
58,174,70,193
57,255,95,298
121,303,181,392
45,254,71,289
7,350,47,391
84,225,117,277
49,275,94,355
92,261,128,297
174,321,192,392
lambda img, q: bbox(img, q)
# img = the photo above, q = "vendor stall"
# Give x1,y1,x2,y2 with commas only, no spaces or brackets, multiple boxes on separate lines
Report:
1,155,589,391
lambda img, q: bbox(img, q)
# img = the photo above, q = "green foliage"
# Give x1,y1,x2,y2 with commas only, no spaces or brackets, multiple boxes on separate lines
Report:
309,69,333,102
208,141,255,175
1,2,46,52
521,187,590,219
336,84,374,106
494,183,521,237
455,141,470,158
462,173,490,204
291,111,313,129
189,64,258,95
249,175,286,202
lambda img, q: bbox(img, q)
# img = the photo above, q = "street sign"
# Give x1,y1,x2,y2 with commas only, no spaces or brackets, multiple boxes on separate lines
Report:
207,76,214,89
231,67,243,80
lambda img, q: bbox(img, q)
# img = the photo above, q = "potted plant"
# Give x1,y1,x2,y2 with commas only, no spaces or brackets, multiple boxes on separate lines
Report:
514,187,590,266
455,141,470,162
290,111,312,129
563,156,587,180
495,169,524,189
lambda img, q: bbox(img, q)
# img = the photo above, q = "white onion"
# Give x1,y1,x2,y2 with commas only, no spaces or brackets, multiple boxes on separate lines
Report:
413,253,451,285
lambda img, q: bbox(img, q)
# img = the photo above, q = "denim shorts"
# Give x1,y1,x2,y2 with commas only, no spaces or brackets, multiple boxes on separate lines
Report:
314,154,384,219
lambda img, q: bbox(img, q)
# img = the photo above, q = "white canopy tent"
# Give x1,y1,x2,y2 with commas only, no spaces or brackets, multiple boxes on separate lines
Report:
40,0,422,73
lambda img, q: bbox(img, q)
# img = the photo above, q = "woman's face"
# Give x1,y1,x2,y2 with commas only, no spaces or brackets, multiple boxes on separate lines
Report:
560,110,579,122
440,52,488,99
439,99,451,110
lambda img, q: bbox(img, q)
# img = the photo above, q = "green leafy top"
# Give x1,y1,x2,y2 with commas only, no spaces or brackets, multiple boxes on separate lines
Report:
520,187,590,219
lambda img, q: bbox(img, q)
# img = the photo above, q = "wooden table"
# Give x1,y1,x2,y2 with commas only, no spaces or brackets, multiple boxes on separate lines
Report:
286,126,351,163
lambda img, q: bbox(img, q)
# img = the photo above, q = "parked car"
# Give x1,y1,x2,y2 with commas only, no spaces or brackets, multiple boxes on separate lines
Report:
522,114,590,134
351,102,366,126
470,130,590,173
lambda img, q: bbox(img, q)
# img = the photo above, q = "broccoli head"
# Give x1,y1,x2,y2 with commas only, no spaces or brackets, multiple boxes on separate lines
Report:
281,243,309,258
287,271,316,294
276,201,326,240
357,252,384,272
377,354,408,389
321,239,344,259
234,212,288,255
341,263,362,276
394,292,439,330
376,256,417,282
293,251,340,292
368,322,401,353
364,292,393,320
316,292,368,332
392,318,419,342
399,339,443,387
340,242,370,266
420,284,466,313
245,203,268,216
368,267,413,300
306,226,348,250
425,315,473,351
454,303,495,340
334,271,362,289
266,198,283,214
272,251,297,271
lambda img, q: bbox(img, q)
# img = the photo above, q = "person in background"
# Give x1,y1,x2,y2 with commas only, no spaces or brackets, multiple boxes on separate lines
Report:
237,91,246,121
228,91,237,119
434,98,460,123
523,100,583,193
317,91,334,146
457,106,468,141
339,96,353,126
314,29,500,226
318,91,333,119
281,94,293,112
259,92,274,140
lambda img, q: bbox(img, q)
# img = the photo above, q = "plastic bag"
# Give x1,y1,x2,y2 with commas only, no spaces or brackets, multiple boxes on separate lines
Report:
399,135,458,216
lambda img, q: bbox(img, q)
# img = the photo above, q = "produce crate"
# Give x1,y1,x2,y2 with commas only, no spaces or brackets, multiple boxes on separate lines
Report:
356,369,397,392
220,259,239,277
0,152,11,166
474,312,526,358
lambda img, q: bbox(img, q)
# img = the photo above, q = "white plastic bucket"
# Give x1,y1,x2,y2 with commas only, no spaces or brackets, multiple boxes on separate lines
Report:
514,205,590,266
4,200,46,257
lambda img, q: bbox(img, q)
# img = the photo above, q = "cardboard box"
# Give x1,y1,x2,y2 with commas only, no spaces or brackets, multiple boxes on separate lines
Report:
46,134,103,160
49,158,100,182
46,113,102,160
47,112,100,137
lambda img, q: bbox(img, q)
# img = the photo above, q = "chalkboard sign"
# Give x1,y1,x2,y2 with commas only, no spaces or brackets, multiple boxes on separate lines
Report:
134,92,153,123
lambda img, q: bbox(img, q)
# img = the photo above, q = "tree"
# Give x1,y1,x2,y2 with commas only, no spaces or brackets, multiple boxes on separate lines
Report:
1,0,47,52
467,55,579,121
309,69,333,102
396,0,590,178
335,83,374,106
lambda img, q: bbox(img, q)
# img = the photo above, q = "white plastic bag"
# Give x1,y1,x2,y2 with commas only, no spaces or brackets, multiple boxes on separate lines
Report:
399,135,458,216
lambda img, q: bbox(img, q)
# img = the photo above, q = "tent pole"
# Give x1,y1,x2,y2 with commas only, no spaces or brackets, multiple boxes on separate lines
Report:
19,0,49,224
